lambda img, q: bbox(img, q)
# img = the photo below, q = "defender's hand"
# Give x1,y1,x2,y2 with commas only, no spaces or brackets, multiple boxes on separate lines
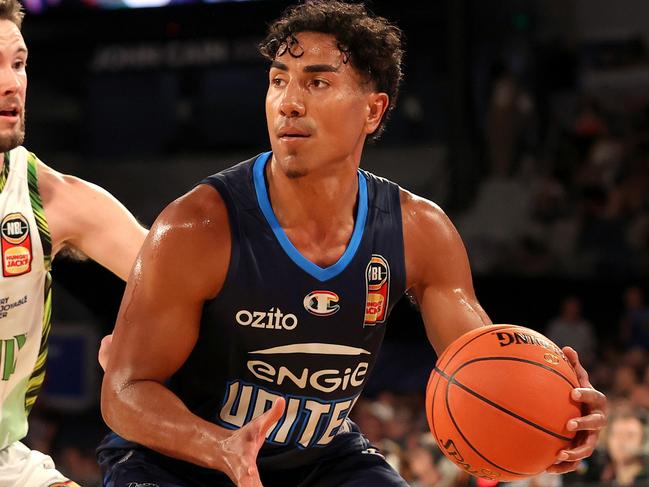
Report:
219,397,286,486
546,347,607,474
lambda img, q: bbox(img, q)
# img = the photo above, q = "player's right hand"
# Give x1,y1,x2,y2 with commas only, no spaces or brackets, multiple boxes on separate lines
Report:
218,397,286,486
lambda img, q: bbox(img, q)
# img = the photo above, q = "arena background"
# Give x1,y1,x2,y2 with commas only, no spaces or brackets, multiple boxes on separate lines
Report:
16,0,649,485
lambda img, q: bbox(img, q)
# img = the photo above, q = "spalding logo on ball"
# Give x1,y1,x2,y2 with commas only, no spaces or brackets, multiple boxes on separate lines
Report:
426,324,580,481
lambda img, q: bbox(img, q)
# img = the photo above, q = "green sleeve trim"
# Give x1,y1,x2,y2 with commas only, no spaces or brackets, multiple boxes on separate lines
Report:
26,153,52,271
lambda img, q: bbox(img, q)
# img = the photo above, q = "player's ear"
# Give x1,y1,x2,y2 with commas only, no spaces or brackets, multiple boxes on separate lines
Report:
365,92,389,135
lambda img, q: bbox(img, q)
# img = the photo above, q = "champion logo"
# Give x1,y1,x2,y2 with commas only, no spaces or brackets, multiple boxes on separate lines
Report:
303,290,340,316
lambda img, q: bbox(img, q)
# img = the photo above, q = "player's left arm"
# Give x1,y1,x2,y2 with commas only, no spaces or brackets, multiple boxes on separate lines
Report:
401,188,491,354
37,161,148,280
401,189,607,472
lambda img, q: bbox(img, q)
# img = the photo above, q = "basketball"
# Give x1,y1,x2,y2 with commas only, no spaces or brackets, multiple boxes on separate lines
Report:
426,324,581,482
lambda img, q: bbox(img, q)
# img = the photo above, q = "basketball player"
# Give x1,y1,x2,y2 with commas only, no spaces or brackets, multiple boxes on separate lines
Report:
100,2,607,486
0,2,147,485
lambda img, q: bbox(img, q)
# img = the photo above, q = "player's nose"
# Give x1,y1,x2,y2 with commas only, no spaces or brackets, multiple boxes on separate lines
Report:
0,65,21,97
279,81,305,118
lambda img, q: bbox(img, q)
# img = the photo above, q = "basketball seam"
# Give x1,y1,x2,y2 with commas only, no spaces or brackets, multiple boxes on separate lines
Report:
453,356,579,391
441,368,530,477
429,371,441,442
431,326,517,449
431,325,523,476
436,325,513,371
442,362,574,442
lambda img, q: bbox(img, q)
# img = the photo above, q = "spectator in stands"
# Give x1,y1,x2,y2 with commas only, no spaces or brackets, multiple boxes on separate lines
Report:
620,287,649,351
545,296,597,367
600,407,649,486
612,365,639,402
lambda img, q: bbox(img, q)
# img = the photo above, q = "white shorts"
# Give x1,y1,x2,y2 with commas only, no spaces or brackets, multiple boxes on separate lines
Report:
0,441,78,487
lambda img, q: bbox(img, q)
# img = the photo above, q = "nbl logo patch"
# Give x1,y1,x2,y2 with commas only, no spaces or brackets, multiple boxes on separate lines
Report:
1,213,32,277
303,290,340,316
364,255,390,326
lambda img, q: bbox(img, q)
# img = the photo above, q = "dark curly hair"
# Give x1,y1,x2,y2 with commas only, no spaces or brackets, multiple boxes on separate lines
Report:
259,0,404,139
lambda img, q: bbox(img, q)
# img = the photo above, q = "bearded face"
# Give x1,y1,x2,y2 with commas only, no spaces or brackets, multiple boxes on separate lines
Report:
0,104,25,153
0,20,28,154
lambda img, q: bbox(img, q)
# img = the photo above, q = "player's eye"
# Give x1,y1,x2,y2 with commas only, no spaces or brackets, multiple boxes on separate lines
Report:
310,79,329,89
272,77,287,87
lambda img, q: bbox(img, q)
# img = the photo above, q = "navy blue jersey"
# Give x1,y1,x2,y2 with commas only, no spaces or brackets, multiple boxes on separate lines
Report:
99,152,406,473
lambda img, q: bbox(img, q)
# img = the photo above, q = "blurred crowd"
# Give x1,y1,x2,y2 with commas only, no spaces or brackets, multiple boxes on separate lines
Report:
459,37,649,279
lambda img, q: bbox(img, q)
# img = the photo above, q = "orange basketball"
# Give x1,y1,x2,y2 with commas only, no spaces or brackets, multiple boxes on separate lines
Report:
426,324,581,482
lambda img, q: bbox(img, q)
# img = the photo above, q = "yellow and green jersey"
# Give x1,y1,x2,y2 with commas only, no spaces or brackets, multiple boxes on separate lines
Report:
0,146,52,450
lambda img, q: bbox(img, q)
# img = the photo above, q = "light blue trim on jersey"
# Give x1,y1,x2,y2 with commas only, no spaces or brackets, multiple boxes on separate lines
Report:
253,151,368,282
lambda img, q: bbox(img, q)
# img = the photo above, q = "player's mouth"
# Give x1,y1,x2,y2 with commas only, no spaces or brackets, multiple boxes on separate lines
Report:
0,107,20,123
278,127,311,141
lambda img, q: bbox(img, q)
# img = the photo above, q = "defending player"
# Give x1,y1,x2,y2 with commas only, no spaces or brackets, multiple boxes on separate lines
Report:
0,2,147,485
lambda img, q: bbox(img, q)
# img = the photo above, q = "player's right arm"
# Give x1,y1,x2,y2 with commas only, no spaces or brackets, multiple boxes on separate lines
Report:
101,184,284,486
37,161,147,280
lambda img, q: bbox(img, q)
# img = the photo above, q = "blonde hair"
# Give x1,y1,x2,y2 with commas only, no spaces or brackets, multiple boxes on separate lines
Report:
0,0,24,29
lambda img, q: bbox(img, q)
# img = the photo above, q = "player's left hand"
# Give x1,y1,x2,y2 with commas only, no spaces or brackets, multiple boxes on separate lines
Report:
546,346,607,474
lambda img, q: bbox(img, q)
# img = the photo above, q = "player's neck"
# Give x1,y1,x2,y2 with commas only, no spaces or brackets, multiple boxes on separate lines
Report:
266,158,360,232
